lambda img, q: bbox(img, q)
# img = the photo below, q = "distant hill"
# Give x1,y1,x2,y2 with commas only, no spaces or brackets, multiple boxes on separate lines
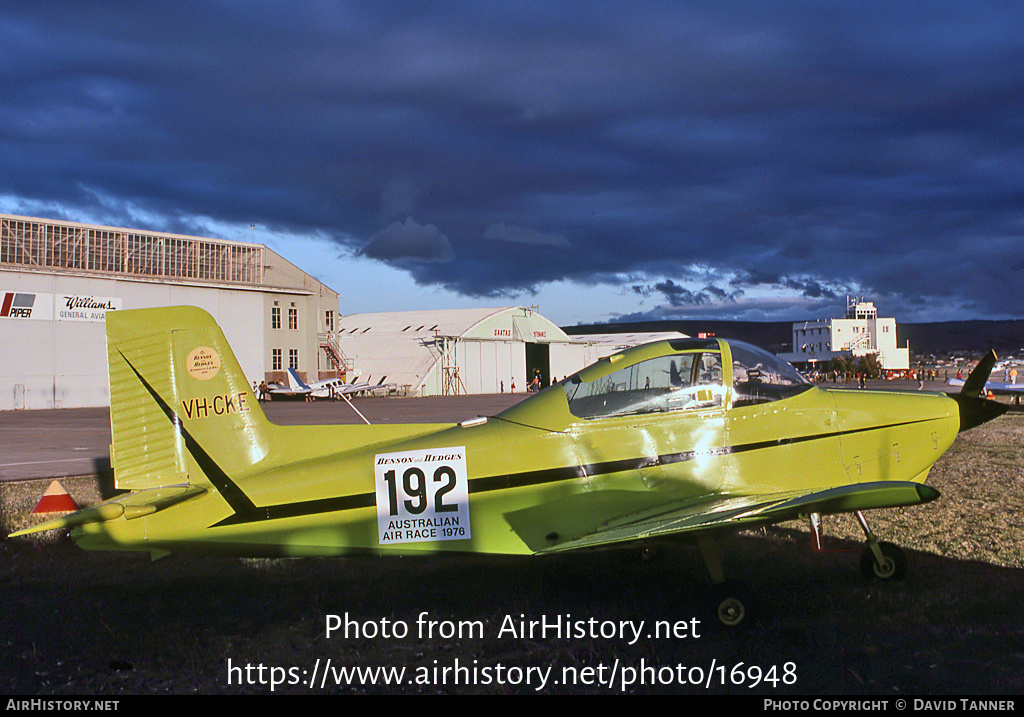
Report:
897,320,1024,356
567,320,793,353
566,319,1024,357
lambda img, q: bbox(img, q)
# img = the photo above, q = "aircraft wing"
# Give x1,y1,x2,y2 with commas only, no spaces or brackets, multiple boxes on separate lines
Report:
267,388,310,398
947,378,1024,395
983,381,1024,395
338,381,372,395
265,369,311,398
523,481,939,554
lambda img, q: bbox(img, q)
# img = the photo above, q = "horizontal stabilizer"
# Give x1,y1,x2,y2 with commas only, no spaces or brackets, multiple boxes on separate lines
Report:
9,484,206,538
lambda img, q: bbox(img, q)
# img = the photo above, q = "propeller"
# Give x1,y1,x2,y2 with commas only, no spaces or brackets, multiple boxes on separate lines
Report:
947,350,1008,432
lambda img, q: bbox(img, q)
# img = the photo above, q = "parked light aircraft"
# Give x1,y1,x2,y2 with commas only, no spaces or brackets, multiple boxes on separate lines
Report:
268,368,380,400
348,375,399,396
947,375,1023,403
265,367,344,400
12,307,1006,625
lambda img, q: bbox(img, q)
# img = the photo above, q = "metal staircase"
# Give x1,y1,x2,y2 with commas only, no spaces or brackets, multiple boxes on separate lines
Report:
318,332,353,374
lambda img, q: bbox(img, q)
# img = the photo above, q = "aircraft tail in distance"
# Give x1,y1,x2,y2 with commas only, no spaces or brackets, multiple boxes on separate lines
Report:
286,367,311,391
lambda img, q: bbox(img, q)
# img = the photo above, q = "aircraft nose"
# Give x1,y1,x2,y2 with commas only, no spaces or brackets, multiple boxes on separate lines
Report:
830,388,961,483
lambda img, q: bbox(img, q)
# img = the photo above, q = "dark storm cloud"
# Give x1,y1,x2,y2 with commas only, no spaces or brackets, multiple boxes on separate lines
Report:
1,1,1023,320
728,270,843,300
632,279,744,308
360,217,452,264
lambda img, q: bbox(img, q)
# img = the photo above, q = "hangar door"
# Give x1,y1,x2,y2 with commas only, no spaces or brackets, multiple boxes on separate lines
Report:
525,342,550,389
455,339,519,394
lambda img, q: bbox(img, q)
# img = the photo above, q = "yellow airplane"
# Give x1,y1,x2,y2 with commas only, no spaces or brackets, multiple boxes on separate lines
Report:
11,307,1006,626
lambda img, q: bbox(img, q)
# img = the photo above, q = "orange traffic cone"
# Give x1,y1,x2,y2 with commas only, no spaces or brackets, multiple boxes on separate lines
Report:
31,480,80,514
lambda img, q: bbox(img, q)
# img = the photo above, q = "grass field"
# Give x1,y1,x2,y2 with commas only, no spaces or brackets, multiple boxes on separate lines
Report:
1,410,1022,695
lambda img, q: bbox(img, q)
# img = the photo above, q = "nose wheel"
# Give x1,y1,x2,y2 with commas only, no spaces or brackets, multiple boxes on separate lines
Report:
859,539,906,580
855,512,907,581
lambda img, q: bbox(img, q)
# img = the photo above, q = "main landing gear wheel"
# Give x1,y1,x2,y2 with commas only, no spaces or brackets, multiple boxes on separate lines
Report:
859,541,906,581
697,536,754,628
716,589,747,628
710,581,754,628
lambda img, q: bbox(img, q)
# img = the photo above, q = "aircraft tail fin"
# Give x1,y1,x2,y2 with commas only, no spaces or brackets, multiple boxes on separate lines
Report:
949,350,1007,431
286,366,311,391
960,350,997,399
106,306,272,490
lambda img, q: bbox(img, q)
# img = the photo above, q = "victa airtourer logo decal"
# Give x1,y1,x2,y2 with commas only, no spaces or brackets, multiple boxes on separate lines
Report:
374,447,471,544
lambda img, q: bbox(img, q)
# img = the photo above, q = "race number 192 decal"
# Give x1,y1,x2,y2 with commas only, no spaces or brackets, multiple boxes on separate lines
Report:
374,447,471,545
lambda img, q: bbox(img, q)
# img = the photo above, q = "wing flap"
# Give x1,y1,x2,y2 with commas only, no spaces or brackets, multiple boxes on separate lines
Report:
535,481,939,554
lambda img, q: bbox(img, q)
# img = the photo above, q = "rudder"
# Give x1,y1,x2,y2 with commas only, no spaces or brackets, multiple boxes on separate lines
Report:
107,306,272,490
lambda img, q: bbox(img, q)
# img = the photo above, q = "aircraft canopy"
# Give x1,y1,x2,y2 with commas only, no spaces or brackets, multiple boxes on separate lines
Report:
560,339,810,419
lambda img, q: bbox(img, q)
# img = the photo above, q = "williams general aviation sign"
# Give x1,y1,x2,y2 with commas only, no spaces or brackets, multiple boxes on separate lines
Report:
0,292,121,322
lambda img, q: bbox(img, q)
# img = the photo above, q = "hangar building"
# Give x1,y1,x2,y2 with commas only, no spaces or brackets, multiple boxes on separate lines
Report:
336,307,609,396
0,213,341,410
337,307,692,397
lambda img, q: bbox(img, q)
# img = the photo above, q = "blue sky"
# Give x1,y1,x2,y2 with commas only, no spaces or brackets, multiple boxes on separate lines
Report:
1,1,1022,326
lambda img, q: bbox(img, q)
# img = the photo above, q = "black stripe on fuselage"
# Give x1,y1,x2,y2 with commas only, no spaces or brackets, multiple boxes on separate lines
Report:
209,415,942,527
122,342,951,531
